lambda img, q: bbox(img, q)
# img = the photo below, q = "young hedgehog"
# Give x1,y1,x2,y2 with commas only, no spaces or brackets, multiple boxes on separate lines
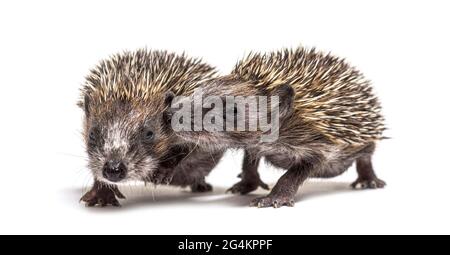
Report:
79,49,224,207
168,47,386,208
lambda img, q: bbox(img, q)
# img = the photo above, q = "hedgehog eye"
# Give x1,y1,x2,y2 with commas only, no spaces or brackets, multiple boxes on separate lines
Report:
89,130,97,142
88,126,101,144
144,130,154,140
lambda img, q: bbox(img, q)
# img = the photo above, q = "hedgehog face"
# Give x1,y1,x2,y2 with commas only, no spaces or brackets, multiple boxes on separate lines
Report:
84,103,171,184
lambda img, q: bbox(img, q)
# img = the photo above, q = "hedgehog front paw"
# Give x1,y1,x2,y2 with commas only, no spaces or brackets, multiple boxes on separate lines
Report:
190,181,213,193
80,182,125,207
250,195,295,208
227,179,269,195
149,168,175,185
351,177,386,189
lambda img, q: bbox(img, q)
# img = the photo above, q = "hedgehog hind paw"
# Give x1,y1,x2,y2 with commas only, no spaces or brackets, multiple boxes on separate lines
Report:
351,177,386,189
250,195,295,208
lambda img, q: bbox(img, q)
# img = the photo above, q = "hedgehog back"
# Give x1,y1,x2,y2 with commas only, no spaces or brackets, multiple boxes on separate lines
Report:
232,47,385,145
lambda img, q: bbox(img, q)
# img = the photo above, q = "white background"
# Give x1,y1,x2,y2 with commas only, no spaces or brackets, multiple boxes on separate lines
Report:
0,0,449,234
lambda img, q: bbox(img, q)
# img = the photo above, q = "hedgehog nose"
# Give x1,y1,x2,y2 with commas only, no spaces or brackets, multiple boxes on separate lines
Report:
103,160,127,182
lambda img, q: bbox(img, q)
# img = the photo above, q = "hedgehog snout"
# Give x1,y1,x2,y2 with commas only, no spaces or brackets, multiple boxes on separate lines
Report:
102,160,127,182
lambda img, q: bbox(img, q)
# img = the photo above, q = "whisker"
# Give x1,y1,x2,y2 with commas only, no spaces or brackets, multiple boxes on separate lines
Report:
58,152,88,159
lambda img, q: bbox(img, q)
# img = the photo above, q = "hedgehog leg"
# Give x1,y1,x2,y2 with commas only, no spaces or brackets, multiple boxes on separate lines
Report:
250,153,323,208
80,180,125,207
351,153,386,189
227,149,269,195
169,150,224,193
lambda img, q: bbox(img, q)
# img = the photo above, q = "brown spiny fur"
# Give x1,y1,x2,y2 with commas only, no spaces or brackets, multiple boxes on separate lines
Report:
79,49,217,114
231,47,385,145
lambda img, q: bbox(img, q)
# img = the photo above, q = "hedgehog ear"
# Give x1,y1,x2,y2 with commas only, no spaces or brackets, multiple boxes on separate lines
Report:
164,91,175,107
276,84,295,117
162,91,175,127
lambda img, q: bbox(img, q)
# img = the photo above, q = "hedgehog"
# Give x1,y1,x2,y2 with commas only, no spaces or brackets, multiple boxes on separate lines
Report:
164,47,386,208
78,49,224,207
